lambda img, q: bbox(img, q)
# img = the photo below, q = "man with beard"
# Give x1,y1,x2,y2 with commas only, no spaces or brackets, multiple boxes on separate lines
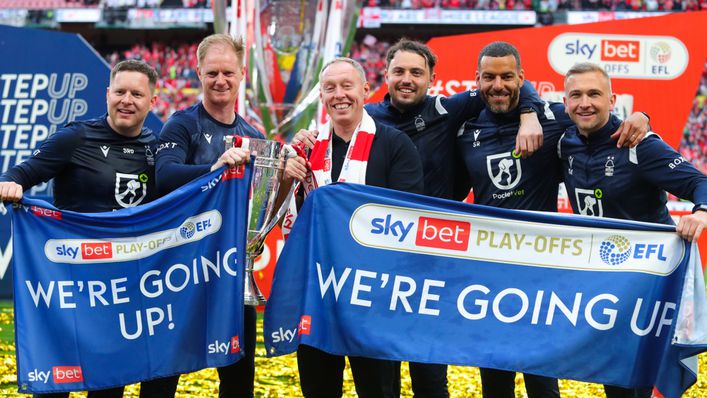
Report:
155,33,262,398
457,41,650,398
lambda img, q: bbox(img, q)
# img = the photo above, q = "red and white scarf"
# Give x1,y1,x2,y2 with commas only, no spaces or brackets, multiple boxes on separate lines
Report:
281,109,377,238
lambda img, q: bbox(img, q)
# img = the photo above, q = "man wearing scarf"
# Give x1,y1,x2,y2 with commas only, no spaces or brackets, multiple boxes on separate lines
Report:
282,57,424,398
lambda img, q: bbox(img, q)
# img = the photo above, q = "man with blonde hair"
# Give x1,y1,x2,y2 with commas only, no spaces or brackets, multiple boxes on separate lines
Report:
156,33,263,398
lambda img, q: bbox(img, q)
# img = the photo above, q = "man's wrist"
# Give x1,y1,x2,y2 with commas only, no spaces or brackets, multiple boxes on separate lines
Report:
693,204,707,214
519,106,536,115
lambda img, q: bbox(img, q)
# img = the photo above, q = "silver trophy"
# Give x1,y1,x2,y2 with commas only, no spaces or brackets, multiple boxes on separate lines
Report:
226,135,294,306
240,0,358,139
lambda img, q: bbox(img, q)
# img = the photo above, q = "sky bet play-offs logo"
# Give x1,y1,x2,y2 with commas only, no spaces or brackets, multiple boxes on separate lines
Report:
44,210,222,264
547,33,688,80
349,204,683,275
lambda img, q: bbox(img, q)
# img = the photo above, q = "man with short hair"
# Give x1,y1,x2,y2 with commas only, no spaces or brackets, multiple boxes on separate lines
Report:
155,33,262,398
0,60,177,398
559,63,707,397
284,57,424,398
457,42,650,398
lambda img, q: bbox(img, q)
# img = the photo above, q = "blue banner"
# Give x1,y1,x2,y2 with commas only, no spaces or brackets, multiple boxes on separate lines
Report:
264,183,707,398
0,25,165,299
12,167,250,393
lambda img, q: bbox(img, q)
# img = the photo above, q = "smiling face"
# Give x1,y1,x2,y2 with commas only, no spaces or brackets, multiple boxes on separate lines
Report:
476,55,524,114
384,50,434,112
106,70,156,137
197,43,244,111
319,60,369,135
564,70,616,136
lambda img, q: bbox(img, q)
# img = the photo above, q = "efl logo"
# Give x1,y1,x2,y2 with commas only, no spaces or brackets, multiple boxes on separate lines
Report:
52,366,83,384
230,336,240,354
81,242,112,259
415,217,471,251
601,40,640,62
299,315,312,336
32,206,61,220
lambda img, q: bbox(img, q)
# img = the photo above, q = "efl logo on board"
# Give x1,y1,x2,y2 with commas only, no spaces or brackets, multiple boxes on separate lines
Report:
32,206,62,220
81,242,112,259
415,217,471,251
52,366,83,384
601,40,640,62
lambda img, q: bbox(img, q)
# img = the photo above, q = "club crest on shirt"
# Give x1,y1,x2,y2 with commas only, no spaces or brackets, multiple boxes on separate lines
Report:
145,145,155,166
486,152,522,190
414,115,426,132
574,187,604,217
114,172,147,208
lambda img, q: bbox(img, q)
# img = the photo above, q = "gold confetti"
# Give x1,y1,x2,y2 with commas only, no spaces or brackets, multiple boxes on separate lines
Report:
1,309,706,397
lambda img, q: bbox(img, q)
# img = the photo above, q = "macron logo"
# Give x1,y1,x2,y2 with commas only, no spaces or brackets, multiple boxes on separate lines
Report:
52,366,83,384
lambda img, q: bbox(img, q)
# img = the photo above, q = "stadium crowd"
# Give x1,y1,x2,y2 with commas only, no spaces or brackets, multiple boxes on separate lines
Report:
679,61,707,174
360,0,706,10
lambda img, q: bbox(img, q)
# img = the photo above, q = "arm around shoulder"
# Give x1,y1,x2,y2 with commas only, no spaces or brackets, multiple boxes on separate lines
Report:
388,130,424,195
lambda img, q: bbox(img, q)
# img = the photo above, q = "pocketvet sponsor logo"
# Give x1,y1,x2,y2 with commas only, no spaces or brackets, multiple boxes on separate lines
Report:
350,204,682,275
44,210,222,264
548,33,688,80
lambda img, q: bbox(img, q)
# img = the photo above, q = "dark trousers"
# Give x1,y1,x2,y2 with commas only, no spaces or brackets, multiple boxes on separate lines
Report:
408,362,449,398
216,304,257,398
297,344,400,398
604,385,653,398
480,368,560,398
